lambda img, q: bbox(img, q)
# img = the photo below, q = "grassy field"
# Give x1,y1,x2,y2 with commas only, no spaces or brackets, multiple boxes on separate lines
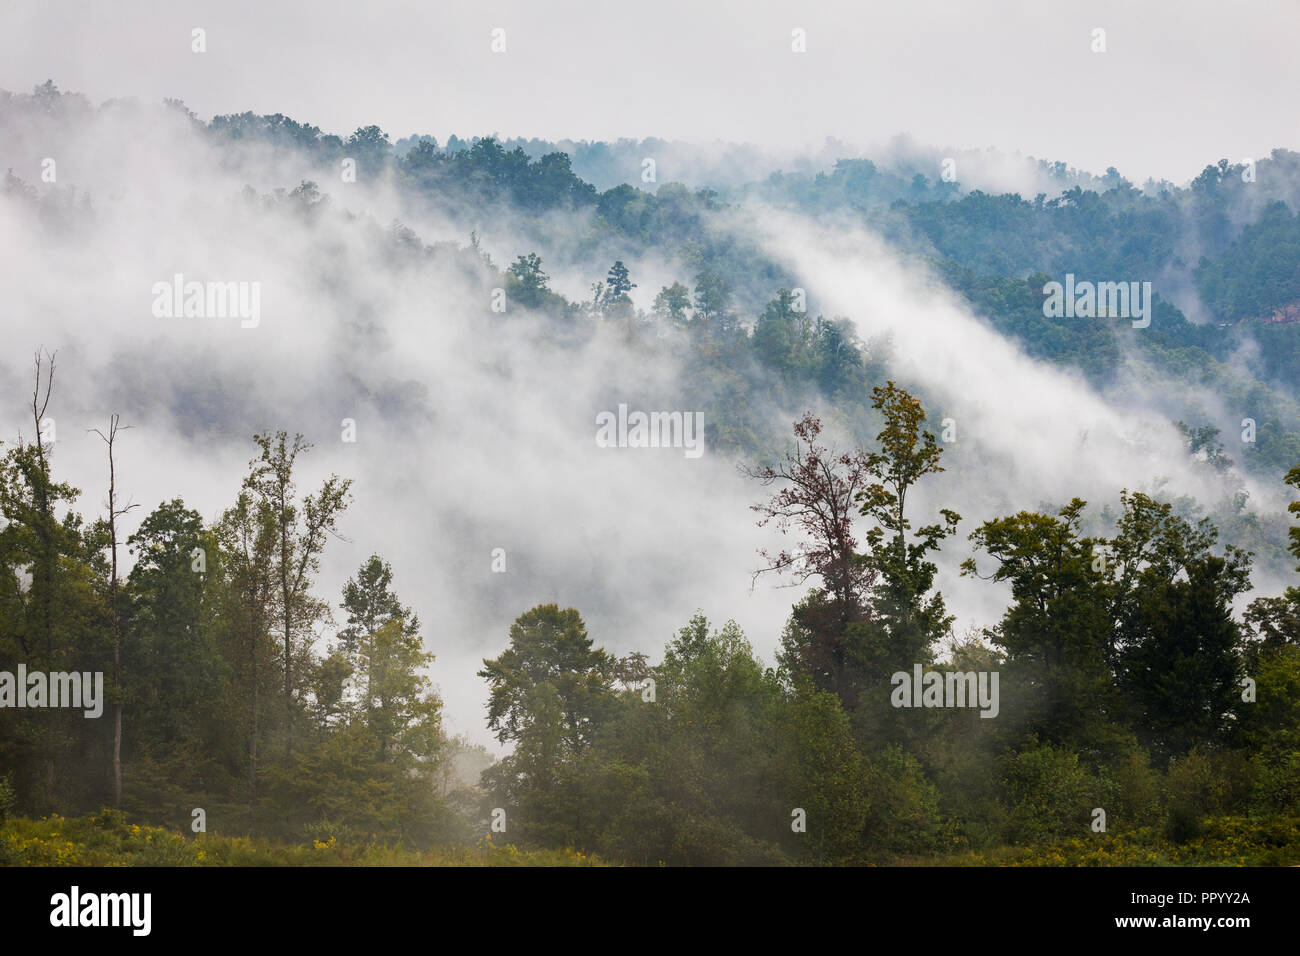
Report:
904,816,1300,867
2,810,1296,866
0,810,603,866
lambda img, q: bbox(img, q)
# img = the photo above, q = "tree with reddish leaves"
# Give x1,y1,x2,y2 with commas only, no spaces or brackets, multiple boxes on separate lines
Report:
748,384,961,714
743,413,876,701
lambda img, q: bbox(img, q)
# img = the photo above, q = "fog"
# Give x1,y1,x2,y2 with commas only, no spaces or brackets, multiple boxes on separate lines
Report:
746,206,1296,629
2,92,1294,756
0,99,801,751
6,0,1298,186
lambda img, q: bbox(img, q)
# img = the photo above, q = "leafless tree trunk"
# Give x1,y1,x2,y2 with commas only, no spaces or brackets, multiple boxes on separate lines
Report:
249,596,259,834
30,350,55,659
91,414,137,808
28,350,57,804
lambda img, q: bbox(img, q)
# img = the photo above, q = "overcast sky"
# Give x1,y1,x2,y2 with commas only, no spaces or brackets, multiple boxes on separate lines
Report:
4,0,1298,185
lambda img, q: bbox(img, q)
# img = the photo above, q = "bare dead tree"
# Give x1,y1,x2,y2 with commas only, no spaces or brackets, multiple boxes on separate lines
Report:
90,414,138,808
28,349,57,658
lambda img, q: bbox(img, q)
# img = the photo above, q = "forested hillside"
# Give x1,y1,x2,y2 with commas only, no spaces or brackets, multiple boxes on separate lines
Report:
2,82,1299,866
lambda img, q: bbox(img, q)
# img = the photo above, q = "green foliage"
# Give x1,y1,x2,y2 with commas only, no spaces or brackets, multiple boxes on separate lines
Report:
691,268,733,326
478,604,615,751
653,281,691,326
338,555,417,655
1164,748,1253,842
939,816,1300,866
863,744,944,855
261,720,454,848
1121,556,1247,759
0,775,15,826
1105,749,1164,830
855,381,961,672
1000,737,1094,845
0,811,600,866
777,682,869,863
1249,748,1300,815
601,260,635,306
1196,201,1300,321
963,500,1115,749
505,253,559,311
1165,801,1203,844
1288,464,1300,565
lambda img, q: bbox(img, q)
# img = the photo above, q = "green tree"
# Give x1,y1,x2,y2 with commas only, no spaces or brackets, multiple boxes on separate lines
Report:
0,351,104,812
338,555,417,657
243,431,352,744
355,619,442,763
215,489,279,828
653,281,691,326
123,500,226,752
963,500,1112,748
1104,491,1250,759
778,681,869,862
601,260,636,307
854,382,961,674
753,288,809,378
345,125,391,178
1120,556,1249,759
691,268,733,327
640,615,790,864
505,253,552,310
478,604,615,753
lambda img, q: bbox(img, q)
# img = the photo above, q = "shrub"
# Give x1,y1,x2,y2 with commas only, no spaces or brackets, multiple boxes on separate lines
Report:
1164,747,1253,842
1250,749,1300,815
1106,749,1164,830
863,745,945,856
1165,747,1252,817
1165,801,1202,843
0,775,16,827
1000,737,1092,845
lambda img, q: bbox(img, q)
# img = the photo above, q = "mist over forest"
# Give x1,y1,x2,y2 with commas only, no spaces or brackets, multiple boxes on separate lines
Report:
1,60,1299,868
